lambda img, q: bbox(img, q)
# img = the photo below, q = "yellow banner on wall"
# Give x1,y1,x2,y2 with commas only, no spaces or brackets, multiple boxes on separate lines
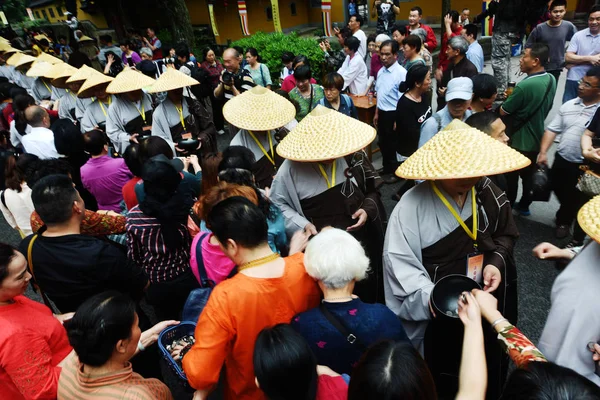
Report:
271,0,282,33
208,4,219,37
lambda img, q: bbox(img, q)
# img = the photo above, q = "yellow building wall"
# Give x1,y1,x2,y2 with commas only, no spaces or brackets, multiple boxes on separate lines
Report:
32,0,108,29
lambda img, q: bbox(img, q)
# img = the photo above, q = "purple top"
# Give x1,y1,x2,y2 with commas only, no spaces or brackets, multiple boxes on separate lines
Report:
122,51,142,66
80,155,133,212
370,53,383,78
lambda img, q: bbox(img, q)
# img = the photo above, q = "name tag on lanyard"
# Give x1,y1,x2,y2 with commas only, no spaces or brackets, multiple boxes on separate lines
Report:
466,252,484,284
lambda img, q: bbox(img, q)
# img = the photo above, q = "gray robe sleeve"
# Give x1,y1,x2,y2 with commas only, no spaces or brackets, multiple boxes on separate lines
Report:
151,103,176,154
58,94,76,123
270,160,311,236
106,99,131,154
75,98,92,124
80,105,97,133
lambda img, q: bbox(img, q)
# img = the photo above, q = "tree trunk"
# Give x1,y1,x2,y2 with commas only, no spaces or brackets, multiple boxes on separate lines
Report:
156,0,195,48
442,0,452,22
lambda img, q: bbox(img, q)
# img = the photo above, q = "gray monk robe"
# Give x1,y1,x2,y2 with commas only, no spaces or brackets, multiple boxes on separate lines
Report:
383,177,519,399
80,97,115,133
271,151,386,303
106,93,153,154
58,90,78,122
231,129,282,189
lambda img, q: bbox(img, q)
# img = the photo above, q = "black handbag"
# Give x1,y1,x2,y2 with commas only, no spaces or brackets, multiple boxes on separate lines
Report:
502,75,554,138
530,165,552,202
182,232,237,322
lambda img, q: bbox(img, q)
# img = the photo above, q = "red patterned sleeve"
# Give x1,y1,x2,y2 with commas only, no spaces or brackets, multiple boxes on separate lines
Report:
80,210,126,236
497,325,547,368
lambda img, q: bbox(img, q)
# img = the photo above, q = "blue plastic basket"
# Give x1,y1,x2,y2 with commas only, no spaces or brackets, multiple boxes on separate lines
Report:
157,321,196,382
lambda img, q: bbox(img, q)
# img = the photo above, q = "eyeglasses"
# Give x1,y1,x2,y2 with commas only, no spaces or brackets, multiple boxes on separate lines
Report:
578,79,600,89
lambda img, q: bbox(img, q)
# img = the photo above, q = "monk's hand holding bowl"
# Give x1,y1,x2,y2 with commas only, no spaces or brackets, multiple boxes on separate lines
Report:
482,265,501,293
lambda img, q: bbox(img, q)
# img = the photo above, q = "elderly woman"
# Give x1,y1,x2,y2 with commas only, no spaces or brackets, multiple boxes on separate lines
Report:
271,106,386,303
224,86,296,188
318,72,358,119
106,68,156,154
383,120,528,399
291,228,409,375
0,243,74,399
183,197,320,400
59,291,176,399
288,65,324,121
411,28,433,74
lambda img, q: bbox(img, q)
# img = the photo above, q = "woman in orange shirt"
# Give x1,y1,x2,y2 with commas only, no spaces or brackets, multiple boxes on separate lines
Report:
182,197,320,400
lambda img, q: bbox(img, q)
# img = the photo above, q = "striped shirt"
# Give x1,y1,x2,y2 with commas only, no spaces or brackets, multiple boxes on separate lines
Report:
221,68,255,101
58,352,173,400
126,205,191,283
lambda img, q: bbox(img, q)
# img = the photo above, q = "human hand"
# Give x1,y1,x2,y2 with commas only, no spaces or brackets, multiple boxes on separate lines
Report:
471,288,501,323
189,154,201,169
54,312,75,325
583,147,600,163
192,389,210,400
107,53,114,65
592,54,600,66
334,27,341,36
319,41,327,52
325,40,331,50
231,84,241,96
428,296,437,318
347,208,368,231
98,210,120,217
179,156,191,171
444,14,453,27
532,242,574,260
483,264,501,292
437,87,447,97
588,342,600,365
304,222,318,236
434,68,443,82
146,320,179,344
289,229,311,254
129,133,139,144
373,113,378,127
375,0,382,5
536,152,548,166
457,291,481,327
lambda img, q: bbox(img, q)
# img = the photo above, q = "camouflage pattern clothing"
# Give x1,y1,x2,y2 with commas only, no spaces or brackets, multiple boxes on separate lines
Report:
492,32,518,95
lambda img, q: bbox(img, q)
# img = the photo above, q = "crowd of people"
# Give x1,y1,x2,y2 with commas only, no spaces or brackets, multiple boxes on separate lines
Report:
0,1,600,399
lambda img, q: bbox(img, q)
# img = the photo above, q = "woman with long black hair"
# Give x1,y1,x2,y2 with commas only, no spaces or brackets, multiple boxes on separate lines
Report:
9,93,34,148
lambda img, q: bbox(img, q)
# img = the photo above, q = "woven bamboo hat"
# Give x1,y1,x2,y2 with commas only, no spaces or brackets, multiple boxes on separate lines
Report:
395,119,531,180
276,105,376,162
223,86,296,131
26,61,56,78
33,34,49,42
66,65,96,84
578,195,600,243
51,63,79,88
13,54,36,69
147,68,199,93
79,36,94,43
3,47,21,56
106,67,155,94
35,52,62,65
0,41,12,52
5,52,23,66
78,71,114,98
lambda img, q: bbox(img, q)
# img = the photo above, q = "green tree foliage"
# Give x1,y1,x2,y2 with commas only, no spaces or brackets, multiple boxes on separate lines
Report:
232,31,326,84
3,0,27,23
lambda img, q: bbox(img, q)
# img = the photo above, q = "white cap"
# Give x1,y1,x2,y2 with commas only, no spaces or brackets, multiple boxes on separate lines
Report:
446,77,473,102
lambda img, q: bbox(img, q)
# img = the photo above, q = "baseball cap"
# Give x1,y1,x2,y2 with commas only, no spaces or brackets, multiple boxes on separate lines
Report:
445,77,473,102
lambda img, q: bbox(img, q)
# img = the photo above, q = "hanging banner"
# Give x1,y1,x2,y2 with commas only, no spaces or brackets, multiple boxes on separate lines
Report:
26,8,35,21
271,0,282,33
321,0,332,37
238,0,250,36
208,4,220,37
481,0,494,36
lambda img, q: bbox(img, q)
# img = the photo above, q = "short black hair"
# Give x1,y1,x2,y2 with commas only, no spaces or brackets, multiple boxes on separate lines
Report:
83,129,107,156
139,136,173,164
31,174,79,225
0,243,16,283
206,196,268,248
218,145,256,186
448,10,460,23
550,0,567,10
254,324,318,400
65,291,137,367
471,73,498,100
25,158,71,188
233,45,244,56
586,65,600,80
292,54,309,69
464,23,478,40
350,14,363,26
367,33,376,44
322,72,344,91
344,36,361,53
528,43,550,67
410,6,423,15
123,143,142,177
381,39,400,55
402,35,422,53
392,24,408,36
293,64,312,81
175,43,190,60
465,111,500,135
52,119,84,157
348,341,437,400
281,51,294,63
589,4,600,16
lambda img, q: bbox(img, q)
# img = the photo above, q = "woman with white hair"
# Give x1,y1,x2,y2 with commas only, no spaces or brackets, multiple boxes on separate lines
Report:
290,228,409,375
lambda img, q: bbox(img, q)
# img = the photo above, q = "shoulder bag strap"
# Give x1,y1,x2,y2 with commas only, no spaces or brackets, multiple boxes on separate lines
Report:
319,302,367,350
0,190,6,209
27,234,54,310
194,232,215,288
510,75,554,134
259,63,266,86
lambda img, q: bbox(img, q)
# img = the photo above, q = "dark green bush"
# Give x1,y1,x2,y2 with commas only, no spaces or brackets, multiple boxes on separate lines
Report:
232,31,326,84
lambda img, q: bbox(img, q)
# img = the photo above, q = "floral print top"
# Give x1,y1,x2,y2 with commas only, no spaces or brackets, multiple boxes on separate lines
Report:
498,324,547,368
31,210,126,236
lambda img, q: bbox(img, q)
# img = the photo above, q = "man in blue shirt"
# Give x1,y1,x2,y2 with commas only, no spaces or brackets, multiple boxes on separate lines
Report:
374,40,407,183
462,24,484,73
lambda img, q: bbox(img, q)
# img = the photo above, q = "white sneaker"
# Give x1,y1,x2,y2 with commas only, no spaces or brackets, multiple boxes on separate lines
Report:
217,129,225,135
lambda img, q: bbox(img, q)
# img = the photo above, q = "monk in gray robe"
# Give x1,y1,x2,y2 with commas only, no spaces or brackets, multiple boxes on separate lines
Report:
231,129,281,189
106,90,153,154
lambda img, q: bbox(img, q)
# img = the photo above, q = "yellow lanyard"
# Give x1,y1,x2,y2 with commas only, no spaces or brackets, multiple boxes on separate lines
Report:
98,97,111,117
432,182,478,246
134,102,146,124
247,130,275,166
66,89,76,100
318,162,336,189
175,104,186,130
42,79,52,95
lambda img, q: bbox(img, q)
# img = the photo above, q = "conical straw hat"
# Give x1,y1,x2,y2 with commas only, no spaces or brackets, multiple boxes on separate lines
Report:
35,52,62,65
5,52,23,66
276,105,376,162
3,47,21,56
106,67,156,94
0,42,11,52
147,68,199,93
79,36,94,43
578,195,600,243
223,86,296,131
395,119,531,180
51,64,79,88
13,54,36,69
34,34,49,42
78,71,114,98
66,65,96,83
26,61,56,78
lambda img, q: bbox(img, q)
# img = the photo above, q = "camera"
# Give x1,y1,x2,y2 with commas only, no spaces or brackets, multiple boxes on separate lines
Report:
222,70,235,85
162,56,176,65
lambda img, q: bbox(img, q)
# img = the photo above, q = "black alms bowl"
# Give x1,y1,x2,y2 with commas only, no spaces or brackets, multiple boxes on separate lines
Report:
431,274,481,319
177,138,199,152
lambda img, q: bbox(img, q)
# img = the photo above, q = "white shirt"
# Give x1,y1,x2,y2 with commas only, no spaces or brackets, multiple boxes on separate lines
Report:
0,183,34,236
338,54,369,95
9,120,32,148
21,126,60,159
375,62,407,111
353,29,367,59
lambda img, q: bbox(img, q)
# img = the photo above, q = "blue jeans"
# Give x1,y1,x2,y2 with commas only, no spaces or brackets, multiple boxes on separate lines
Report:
563,79,579,104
